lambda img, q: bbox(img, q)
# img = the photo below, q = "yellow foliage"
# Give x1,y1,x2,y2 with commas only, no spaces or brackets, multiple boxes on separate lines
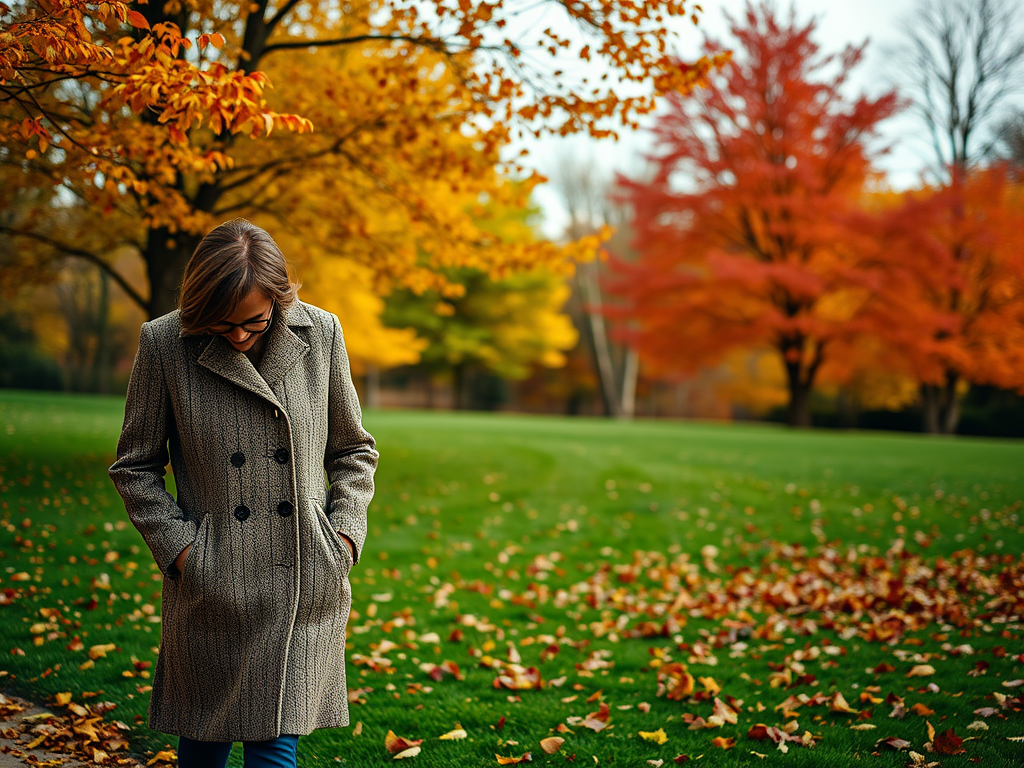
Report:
267,233,426,372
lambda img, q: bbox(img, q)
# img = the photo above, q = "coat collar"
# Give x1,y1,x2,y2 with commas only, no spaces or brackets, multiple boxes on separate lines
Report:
189,300,313,410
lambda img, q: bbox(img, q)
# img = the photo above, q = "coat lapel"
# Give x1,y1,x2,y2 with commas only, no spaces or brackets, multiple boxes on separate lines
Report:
194,300,314,410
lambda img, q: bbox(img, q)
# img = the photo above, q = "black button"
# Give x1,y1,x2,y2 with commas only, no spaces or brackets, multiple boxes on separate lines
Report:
277,500,294,517
234,505,251,521
230,452,245,468
274,448,290,465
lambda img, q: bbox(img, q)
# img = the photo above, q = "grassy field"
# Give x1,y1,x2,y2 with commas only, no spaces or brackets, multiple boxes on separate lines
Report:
0,389,1022,767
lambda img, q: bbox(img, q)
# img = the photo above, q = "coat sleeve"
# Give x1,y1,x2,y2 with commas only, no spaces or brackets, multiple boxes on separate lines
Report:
108,321,196,581
324,312,379,566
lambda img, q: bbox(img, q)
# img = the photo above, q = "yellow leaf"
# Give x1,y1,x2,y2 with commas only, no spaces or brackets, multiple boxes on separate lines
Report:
438,727,467,740
830,692,859,714
638,728,668,744
26,733,48,749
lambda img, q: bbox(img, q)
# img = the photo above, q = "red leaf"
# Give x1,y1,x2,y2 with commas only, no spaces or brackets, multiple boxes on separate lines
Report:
933,728,965,755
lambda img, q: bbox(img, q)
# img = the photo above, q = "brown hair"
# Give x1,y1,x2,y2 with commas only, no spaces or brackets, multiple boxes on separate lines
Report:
178,218,301,335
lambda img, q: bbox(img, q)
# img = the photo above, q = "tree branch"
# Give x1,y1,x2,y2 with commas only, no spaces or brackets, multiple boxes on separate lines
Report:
0,227,148,311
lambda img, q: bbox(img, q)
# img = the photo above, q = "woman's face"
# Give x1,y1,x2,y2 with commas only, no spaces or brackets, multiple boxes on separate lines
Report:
213,290,275,352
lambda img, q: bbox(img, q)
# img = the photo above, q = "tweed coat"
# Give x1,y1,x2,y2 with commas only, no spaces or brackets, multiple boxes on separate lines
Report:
108,299,378,742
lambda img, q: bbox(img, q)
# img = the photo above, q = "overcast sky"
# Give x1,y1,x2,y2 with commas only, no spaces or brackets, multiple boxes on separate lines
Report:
502,0,947,240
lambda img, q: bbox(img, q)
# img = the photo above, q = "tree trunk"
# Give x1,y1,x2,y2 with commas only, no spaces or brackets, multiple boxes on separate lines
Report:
921,374,962,434
920,384,940,433
576,262,622,418
784,362,812,427
941,372,962,434
620,346,639,419
145,227,200,318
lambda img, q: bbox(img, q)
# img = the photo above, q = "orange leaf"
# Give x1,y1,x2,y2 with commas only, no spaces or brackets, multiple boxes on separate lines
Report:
495,752,532,765
384,730,422,755
711,736,735,749
539,737,563,754
127,10,149,29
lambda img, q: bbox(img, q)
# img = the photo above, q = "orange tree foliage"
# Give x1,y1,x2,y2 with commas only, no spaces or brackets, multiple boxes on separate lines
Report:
605,2,903,427
0,0,726,321
879,165,1024,432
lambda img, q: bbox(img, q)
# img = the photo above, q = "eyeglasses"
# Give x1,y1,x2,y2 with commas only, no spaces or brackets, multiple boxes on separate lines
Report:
208,304,275,336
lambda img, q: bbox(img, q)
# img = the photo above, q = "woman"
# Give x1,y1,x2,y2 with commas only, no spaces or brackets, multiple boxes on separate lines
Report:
109,218,378,768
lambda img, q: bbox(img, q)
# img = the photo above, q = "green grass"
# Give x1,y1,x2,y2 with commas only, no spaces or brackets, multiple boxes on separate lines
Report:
0,389,1022,767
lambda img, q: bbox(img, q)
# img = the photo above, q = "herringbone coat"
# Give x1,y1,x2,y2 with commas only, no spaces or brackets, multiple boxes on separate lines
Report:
108,299,378,742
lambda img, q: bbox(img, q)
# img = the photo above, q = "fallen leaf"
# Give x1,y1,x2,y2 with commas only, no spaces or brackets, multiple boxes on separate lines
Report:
539,737,563,754
711,736,735,749
906,665,936,678
495,752,532,764
639,728,668,745
385,730,423,755
932,728,965,755
829,692,858,714
876,736,911,750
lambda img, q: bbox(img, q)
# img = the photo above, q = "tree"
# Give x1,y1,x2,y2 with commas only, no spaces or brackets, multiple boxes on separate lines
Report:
382,181,579,410
1,0,725,324
882,165,1024,432
607,1,902,427
892,0,1024,432
894,0,1024,179
548,150,638,419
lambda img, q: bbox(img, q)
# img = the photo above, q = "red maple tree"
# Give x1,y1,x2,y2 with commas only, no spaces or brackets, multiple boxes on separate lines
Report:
880,164,1024,432
607,1,904,426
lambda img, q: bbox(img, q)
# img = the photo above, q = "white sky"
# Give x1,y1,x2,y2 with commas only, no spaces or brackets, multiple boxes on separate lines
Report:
501,0,948,240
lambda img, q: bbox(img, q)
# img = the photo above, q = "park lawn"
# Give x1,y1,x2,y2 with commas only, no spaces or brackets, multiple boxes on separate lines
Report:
0,389,1021,768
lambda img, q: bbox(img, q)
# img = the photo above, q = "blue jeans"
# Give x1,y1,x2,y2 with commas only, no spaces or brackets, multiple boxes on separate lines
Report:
177,734,300,768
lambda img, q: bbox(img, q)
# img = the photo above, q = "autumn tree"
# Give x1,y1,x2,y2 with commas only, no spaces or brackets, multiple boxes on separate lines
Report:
892,0,1024,431
607,1,902,427
1,0,724,333
381,181,578,410
880,165,1024,431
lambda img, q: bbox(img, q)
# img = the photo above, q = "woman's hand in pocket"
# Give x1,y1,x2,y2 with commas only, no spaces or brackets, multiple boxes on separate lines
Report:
338,532,355,561
174,543,192,577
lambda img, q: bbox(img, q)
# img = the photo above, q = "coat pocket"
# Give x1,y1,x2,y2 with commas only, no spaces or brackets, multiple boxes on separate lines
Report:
312,500,352,573
180,514,209,587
